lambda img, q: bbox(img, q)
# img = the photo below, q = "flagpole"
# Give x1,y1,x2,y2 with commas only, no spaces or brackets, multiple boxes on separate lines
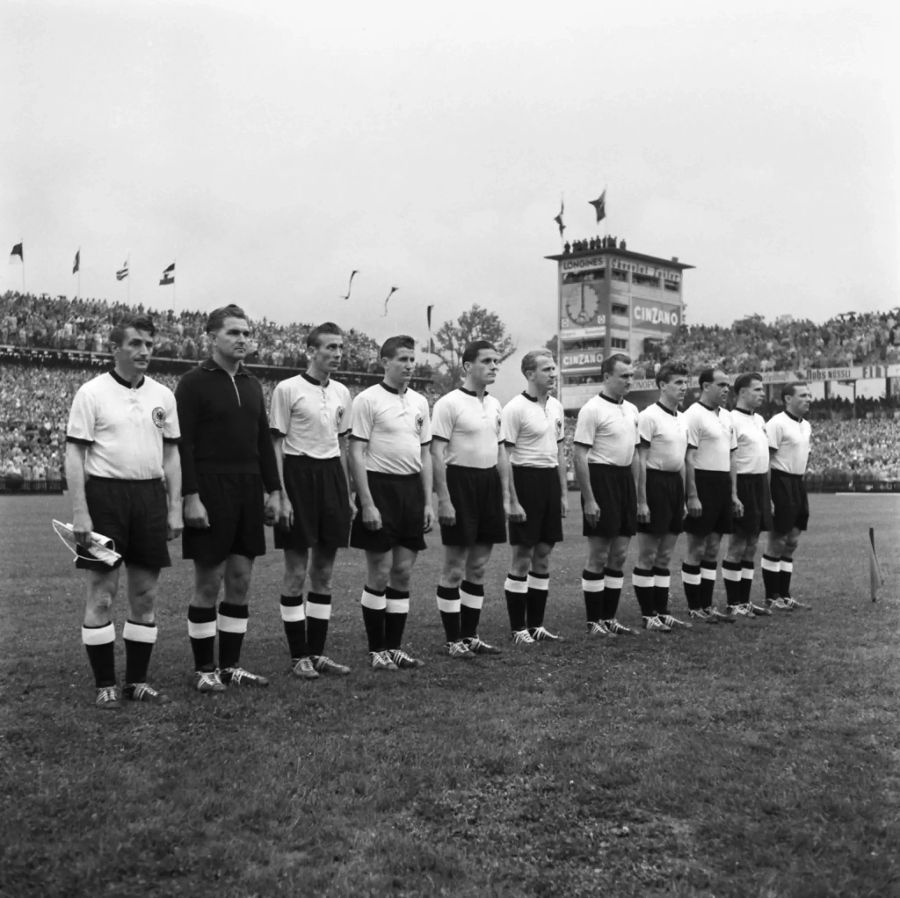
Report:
127,255,131,305
173,256,177,311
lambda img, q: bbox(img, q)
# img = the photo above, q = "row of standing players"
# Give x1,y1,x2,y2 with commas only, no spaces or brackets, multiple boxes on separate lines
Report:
65,305,813,708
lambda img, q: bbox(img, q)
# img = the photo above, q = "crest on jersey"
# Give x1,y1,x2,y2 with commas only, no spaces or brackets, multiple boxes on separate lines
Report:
336,406,345,425
495,413,502,435
555,417,563,438
151,407,167,429
415,413,425,434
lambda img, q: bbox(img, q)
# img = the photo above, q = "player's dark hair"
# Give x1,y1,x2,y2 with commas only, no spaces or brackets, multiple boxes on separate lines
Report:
734,372,763,394
601,353,631,377
697,367,718,389
656,361,689,389
521,350,553,375
781,381,808,402
462,340,496,365
380,334,415,360
110,315,155,348
307,322,343,349
206,304,248,333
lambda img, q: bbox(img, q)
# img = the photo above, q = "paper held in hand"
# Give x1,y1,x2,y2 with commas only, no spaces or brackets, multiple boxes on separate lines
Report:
51,519,122,566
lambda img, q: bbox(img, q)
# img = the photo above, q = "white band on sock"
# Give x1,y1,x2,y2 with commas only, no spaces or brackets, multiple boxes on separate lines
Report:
700,566,718,581
655,574,671,589
306,602,331,620
780,559,794,573
361,589,386,610
632,573,654,589
217,613,248,634
82,622,115,646
504,576,528,594
761,556,780,572
527,574,549,591
122,621,157,643
605,575,624,590
188,620,217,639
436,597,461,613
741,567,755,580
280,603,306,623
681,570,702,586
386,598,409,614
459,590,484,609
581,578,605,593
722,567,741,583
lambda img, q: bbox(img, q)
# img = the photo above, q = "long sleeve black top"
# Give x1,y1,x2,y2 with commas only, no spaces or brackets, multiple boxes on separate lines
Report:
175,359,280,495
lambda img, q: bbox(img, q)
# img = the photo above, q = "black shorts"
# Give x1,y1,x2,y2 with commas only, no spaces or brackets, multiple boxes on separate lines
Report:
274,456,351,551
440,465,507,547
683,470,733,536
733,473,773,536
78,477,170,571
509,467,563,547
182,472,267,564
350,472,427,553
638,469,685,536
770,469,809,533
583,464,637,538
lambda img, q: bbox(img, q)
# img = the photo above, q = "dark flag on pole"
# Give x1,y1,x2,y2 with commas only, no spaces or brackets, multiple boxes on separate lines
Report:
116,260,129,281
589,190,607,224
868,527,884,601
73,250,80,274
554,199,565,237
9,243,23,262
382,286,398,316
159,262,175,286
426,304,435,354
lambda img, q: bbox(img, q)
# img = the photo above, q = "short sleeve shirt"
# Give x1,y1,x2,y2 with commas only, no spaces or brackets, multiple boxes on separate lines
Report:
66,371,180,479
431,388,502,468
349,383,431,474
269,373,351,459
638,402,688,472
683,402,736,473
767,411,811,474
574,394,639,466
731,408,770,475
500,393,564,468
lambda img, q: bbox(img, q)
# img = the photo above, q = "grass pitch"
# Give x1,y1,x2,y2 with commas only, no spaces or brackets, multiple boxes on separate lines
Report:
1,494,899,897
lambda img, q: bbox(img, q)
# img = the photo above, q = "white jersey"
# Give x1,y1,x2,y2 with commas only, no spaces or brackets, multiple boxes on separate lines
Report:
431,388,502,468
350,382,431,475
767,411,811,475
66,371,180,479
731,407,769,475
574,393,639,466
500,392,564,468
638,402,688,472
269,372,351,459
683,402,736,473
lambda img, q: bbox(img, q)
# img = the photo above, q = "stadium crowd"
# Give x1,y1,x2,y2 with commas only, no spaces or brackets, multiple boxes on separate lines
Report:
2,292,900,484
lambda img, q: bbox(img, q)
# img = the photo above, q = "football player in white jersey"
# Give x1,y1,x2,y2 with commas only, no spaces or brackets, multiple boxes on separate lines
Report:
722,372,774,618
431,341,507,660
66,315,183,708
270,322,354,679
762,382,814,610
349,335,434,670
499,351,568,644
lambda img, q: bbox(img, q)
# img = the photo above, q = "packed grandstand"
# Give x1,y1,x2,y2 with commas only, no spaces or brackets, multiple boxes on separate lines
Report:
2,290,899,489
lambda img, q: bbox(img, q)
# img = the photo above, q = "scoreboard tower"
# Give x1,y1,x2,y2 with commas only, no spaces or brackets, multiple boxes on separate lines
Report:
546,239,693,412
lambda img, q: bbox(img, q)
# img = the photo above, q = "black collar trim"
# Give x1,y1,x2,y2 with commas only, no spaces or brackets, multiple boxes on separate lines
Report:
785,410,803,423
733,406,754,416
110,369,144,389
460,387,488,397
600,392,622,405
380,382,401,395
302,372,326,386
655,401,677,417
699,401,719,414
521,391,538,403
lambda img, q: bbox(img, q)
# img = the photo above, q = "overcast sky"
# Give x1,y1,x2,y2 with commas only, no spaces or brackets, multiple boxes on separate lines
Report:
2,0,898,391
